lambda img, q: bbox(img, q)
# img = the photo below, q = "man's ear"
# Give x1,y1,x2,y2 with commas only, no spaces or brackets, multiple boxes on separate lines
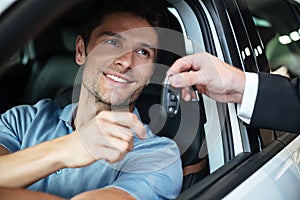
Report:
75,36,87,65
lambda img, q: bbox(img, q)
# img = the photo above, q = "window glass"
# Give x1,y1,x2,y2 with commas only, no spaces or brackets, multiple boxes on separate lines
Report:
247,0,300,78
0,0,16,13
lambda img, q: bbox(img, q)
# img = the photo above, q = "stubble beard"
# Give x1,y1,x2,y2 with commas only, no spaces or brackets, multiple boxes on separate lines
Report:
91,82,141,111
82,66,145,111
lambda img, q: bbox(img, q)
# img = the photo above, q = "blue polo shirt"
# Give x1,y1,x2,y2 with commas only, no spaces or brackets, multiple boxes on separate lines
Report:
0,99,182,199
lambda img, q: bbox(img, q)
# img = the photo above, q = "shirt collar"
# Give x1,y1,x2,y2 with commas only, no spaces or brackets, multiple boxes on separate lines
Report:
59,103,78,129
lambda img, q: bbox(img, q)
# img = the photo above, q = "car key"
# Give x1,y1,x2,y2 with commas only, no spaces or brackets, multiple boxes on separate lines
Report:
161,75,180,118
162,75,200,118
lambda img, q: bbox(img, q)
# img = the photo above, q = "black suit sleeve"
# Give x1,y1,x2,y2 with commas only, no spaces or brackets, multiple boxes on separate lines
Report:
249,73,300,133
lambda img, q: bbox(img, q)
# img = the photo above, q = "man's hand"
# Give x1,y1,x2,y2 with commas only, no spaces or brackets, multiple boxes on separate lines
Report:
166,52,246,103
62,111,146,168
0,111,145,188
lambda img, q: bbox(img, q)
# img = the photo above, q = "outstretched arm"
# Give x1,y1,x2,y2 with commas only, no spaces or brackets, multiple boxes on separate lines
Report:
167,52,300,133
0,187,135,200
0,111,145,189
0,132,91,188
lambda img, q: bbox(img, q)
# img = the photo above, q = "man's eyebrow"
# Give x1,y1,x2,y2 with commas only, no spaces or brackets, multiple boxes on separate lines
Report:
139,42,154,49
99,31,125,40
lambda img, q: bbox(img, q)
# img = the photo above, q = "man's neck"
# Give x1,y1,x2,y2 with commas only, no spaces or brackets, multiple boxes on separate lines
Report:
73,88,134,130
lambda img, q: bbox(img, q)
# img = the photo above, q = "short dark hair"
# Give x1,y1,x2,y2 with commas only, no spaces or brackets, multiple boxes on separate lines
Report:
80,0,169,46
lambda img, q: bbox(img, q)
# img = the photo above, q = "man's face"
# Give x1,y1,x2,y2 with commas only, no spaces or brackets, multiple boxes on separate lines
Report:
76,12,158,108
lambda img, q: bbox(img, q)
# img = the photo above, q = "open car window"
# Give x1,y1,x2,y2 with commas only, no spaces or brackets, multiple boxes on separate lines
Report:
247,0,300,78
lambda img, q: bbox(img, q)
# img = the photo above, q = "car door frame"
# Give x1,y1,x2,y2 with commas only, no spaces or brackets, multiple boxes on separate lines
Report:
176,0,300,199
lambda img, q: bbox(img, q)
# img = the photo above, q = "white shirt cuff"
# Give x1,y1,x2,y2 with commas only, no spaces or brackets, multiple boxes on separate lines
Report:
237,72,259,124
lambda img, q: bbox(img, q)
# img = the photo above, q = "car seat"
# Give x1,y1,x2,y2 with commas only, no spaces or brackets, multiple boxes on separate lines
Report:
21,13,81,105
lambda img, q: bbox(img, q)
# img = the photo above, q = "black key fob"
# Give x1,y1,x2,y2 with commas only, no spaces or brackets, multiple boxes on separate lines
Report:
161,76,180,118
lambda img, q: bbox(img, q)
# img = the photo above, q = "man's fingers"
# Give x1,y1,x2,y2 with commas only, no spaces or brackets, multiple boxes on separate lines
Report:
169,71,205,88
166,56,193,75
104,136,134,152
74,111,146,164
97,111,146,139
167,52,210,76
99,121,134,142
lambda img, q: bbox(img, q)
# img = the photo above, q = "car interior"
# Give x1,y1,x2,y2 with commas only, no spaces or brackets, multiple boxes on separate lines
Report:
0,0,210,193
1,0,300,199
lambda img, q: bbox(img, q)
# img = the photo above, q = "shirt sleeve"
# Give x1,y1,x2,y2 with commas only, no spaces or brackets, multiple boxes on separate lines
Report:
0,105,37,152
237,72,259,124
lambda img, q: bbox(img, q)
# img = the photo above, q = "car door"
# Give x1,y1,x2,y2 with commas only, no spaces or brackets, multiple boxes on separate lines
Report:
223,0,300,198
172,0,300,199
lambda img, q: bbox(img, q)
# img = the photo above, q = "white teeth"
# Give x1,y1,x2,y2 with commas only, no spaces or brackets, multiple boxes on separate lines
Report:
106,74,128,83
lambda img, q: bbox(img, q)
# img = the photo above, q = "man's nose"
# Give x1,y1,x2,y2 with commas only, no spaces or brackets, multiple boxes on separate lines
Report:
114,51,134,70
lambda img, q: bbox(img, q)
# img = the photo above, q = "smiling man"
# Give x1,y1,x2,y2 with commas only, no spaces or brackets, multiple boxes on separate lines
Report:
77,16,158,112
0,0,182,199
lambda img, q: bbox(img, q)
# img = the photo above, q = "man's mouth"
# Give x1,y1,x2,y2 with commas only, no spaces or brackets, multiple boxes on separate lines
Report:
105,73,129,83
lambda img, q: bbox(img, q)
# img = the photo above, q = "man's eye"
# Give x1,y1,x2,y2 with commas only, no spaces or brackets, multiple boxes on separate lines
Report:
136,48,150,57
105,39,121,47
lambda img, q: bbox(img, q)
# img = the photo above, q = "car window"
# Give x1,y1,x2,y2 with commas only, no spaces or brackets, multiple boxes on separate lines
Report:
247,0,300,78
0,0,213,193
0,0,271,185
0,0,16,13
246,0,300,147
